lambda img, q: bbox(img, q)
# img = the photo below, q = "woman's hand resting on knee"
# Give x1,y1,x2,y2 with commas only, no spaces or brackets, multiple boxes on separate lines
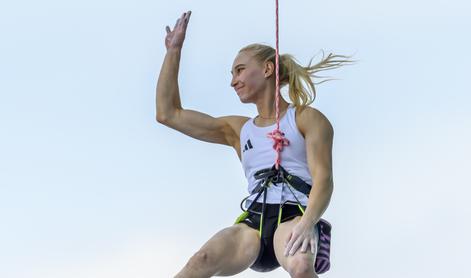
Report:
284,219,317,256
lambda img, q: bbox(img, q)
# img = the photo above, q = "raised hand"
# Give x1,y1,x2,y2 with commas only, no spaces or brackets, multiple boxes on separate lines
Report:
165,11,192,51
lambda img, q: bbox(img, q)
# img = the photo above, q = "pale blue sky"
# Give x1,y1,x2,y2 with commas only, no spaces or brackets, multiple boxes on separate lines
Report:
1,0,470,277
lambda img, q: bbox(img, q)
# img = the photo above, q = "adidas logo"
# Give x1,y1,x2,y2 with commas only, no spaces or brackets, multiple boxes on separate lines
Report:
243,139,253,153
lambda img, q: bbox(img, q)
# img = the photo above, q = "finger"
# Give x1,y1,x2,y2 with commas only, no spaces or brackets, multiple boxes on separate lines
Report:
301,239,309,253
284,239,295,256
310,239,316,254
165,26,171,34
284,232,294,256
173,18,180,29
183,11,191,26
285,232,292,247
284,240,293,256
289,237,303,256
178,12,187,26
186,11,191,21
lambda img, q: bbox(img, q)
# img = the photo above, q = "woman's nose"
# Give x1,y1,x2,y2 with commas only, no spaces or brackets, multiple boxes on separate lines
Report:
230,76,238,88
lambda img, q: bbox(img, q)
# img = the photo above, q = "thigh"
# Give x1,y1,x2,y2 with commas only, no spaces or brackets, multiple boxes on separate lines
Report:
195,222,261,276
272,216,318,273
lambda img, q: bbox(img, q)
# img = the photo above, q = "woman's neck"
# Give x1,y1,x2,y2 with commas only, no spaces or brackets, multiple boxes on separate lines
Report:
254,101,290,127
256,100,290,119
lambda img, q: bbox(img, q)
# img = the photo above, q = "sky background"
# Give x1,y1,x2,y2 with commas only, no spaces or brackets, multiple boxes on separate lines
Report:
1,0,470,277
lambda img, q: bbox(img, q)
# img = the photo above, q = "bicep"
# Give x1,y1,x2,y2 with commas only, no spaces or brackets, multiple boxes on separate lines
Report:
304,113,334,181
162,108,242,147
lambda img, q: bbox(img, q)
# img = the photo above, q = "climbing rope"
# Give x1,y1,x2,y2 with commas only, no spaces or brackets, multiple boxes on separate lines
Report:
267,0,289,170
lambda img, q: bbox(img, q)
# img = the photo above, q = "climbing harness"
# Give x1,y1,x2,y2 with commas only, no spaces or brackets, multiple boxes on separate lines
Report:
235,164,332,274
238,164,310,226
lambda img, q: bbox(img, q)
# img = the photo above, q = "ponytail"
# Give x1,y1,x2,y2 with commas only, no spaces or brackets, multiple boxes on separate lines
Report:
239,43,354,111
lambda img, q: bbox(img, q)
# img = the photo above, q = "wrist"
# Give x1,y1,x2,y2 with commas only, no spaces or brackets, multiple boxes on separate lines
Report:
167,47,182,54
300,213,317,227
299,216,311,227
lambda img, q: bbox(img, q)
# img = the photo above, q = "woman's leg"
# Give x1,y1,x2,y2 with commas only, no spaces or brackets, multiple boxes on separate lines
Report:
174,223,261,278
273,216,319,278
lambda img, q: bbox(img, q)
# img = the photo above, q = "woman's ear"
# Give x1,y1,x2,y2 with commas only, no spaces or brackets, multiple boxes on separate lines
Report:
264,61,275,78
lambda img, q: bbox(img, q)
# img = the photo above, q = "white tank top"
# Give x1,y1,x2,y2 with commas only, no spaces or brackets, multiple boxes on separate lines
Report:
240,104,312,207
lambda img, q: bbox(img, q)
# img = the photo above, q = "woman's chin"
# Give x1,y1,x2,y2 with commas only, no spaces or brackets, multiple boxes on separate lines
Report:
237,92,254,104
238,97,252,104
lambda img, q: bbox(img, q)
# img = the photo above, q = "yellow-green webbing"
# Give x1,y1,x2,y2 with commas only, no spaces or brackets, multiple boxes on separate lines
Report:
259,212,263,237
277,205,283,226
234,211,249,225
297,204,305,214
276,203,306,226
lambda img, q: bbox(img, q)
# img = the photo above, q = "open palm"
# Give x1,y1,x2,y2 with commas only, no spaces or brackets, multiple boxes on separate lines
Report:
165,11,191,50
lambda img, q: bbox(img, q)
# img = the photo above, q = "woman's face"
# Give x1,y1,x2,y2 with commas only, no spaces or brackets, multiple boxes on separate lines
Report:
230,51,269,103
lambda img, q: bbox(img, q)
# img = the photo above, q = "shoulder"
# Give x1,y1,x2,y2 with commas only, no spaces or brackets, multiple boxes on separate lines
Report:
215,115,250,158
295,106,333,139
217,115,250,144
218,115,250,133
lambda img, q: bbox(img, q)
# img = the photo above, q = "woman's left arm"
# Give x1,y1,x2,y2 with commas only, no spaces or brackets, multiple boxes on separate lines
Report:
299,107,334,226
284,107,334,256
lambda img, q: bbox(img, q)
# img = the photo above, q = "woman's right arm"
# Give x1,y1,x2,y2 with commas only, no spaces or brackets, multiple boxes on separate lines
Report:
156,11,246,147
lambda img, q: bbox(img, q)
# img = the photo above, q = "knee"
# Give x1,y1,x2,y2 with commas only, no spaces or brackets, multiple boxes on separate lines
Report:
187,250,214,269
287,257,316,278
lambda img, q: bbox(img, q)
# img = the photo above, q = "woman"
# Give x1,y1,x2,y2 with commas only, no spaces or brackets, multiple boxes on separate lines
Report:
157,11,352,278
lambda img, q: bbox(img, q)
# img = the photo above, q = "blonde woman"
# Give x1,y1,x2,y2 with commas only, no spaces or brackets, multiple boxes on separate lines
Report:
157,11,352,278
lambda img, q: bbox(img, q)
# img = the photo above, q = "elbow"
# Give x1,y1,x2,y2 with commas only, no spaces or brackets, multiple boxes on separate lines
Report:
326,176,334,191
318,176,334,193
156,108,180,125
156,114,173,126
156,108,171,124
156,114,167,124
156,110,178,125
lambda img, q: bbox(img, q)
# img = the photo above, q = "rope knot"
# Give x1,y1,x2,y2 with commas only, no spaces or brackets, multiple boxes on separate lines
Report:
267,128,290,169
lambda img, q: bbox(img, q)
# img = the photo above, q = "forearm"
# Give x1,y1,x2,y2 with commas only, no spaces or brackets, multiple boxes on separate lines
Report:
156,48,183,122
302,178,334,225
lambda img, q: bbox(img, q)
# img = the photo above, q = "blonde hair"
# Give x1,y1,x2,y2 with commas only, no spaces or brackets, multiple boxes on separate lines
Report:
239,43,354,111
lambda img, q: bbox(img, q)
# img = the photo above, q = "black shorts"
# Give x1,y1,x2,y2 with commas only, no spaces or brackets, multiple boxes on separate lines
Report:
234,202,305,272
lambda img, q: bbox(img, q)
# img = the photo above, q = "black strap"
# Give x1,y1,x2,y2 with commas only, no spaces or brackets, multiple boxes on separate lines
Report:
240,164,311,214
251,165,311,196
278,166,311,196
